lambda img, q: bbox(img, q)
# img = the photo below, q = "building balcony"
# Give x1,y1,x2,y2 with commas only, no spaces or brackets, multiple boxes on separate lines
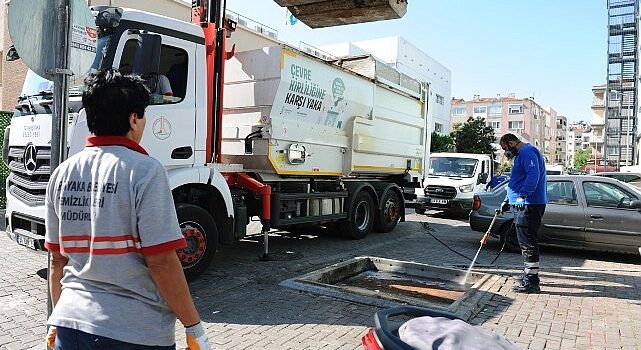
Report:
592,98,605,108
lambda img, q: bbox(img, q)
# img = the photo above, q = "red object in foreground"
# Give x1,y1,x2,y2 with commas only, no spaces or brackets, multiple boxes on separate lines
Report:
362,328,383,350
471,195,481,211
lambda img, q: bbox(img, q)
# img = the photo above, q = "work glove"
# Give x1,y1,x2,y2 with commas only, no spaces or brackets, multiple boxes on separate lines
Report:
46,326,56,349
186,322,212,350
499,201,510,214
514,197,526,210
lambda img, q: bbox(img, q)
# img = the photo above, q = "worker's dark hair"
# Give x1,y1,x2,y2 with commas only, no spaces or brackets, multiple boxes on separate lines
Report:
82,68,150,136
499,133,520,144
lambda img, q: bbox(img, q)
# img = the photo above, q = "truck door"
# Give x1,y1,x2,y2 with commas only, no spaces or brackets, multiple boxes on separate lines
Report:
113,31,196,167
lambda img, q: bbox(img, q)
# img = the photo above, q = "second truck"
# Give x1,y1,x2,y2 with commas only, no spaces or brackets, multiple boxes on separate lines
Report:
3,2,432,279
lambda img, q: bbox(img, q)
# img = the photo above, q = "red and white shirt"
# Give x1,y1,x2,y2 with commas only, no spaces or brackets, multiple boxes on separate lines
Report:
45,136,185,346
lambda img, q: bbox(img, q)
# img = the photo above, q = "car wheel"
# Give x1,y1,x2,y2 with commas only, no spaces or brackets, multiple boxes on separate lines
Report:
499,221,520,253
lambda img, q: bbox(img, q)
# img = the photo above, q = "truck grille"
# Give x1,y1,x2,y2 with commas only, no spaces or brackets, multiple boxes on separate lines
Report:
7,146,50,206
425,185,457,199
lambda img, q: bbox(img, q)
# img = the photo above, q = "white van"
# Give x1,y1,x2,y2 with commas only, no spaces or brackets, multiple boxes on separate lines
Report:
416,153,494,216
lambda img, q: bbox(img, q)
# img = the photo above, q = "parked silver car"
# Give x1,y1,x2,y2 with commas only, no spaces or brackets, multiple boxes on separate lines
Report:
469,175,641,254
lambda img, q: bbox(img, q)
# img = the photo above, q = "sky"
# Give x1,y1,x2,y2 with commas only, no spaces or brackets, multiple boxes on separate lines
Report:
226,0,607,123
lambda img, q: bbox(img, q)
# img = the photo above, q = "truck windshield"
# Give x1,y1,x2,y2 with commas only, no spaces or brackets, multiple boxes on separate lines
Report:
429,157,478,178
20,34,113,98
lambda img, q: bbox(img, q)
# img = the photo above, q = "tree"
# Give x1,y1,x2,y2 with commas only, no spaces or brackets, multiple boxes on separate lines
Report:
430,131,454,153
574,149,590,170
497,162,512,175
450,117,497,158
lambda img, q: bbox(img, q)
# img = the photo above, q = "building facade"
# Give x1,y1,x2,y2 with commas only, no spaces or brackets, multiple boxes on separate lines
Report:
554,115,568,166
591,84,606,167
605,0,638,167
322,36,452,135
450,94,555,163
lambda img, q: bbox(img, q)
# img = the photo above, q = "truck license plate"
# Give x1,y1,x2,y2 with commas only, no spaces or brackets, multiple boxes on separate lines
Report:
430,198,449,205
16,233,36,250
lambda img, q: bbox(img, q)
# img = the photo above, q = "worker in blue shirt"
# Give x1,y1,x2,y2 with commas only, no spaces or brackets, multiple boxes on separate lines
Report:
498,133,547,293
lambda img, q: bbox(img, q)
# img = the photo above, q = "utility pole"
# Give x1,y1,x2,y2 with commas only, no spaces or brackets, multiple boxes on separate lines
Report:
47,1,71,348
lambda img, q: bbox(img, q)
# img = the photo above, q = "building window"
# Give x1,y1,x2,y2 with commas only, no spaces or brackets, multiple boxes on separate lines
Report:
488,105,502,114
452,107,466,115
473,106,487,114
436,94,444,105
435,123,443,133
490,121,500,129
508,104,523,114
508,121,523,130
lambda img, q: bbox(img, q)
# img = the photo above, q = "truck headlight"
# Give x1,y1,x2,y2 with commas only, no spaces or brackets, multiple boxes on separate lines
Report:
459,183,474,193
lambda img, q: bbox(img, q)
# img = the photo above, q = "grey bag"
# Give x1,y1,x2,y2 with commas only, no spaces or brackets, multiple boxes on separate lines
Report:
398,316,521,350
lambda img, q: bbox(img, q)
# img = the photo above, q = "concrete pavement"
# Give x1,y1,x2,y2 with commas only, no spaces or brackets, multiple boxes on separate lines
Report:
1,211,640,349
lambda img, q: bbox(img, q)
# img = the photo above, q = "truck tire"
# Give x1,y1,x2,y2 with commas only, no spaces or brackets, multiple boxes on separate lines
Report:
499,221,520,253
340,190,375,239
176,204,218,281
374,190,401,233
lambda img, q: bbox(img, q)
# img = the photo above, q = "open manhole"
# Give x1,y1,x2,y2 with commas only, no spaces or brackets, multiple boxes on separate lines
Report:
281,257,502,316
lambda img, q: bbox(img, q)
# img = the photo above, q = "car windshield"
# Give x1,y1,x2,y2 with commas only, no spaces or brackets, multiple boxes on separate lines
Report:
429,157,478,178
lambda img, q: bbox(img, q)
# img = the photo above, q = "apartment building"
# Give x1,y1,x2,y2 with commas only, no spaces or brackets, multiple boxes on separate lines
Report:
605,0,638,167
322,36,452,135
451,94,554,163
554,115,568,166
591,84,606,167
566,122,593,169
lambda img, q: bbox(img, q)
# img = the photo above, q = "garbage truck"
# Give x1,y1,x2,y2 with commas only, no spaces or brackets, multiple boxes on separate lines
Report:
3,3,431,279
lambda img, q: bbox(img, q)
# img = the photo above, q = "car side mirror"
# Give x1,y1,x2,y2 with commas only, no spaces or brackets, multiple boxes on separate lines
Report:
630,200,641,211
478,173,488,184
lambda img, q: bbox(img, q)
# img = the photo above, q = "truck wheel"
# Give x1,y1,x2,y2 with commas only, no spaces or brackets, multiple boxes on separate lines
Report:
340,190,375,239
176,204,218,281
374,190,401,233
499,222,520,253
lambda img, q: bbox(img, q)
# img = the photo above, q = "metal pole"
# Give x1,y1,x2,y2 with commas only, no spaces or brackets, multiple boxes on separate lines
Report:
47,0,70,348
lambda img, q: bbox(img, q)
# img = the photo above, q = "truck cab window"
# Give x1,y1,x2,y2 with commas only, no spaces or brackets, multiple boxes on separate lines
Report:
119,39,188,105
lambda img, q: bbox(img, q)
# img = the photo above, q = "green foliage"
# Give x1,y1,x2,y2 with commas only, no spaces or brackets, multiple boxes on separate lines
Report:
430,131,454,153
497,162,512,175
451,117,497,158
0,111,11,208
574,149,590,170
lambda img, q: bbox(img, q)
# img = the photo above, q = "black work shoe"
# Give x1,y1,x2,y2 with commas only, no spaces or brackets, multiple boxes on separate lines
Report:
512,280,540,294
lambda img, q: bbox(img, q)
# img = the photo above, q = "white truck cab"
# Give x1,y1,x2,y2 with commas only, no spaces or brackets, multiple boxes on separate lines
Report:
416,153,493,216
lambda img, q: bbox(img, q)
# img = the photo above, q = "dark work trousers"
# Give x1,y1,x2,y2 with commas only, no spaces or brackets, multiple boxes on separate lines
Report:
513,204,546,286
54,326,176,350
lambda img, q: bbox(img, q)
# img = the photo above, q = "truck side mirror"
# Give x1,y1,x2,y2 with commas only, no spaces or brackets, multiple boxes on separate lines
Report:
478,173,488,184
630,200,641,211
